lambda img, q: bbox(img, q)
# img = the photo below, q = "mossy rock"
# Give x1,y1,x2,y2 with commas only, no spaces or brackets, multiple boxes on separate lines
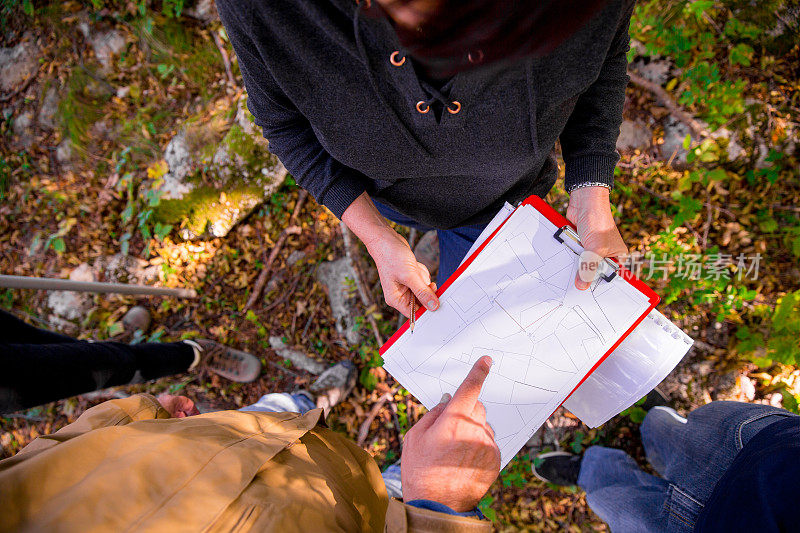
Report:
153,98,287,240
154,185,266,239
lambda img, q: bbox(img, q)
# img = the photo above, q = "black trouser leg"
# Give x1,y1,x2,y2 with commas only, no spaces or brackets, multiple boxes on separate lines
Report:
0,309,78,344
0,312,195,412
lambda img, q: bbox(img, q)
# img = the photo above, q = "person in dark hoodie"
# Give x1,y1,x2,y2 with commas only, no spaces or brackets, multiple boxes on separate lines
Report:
217,0,632,318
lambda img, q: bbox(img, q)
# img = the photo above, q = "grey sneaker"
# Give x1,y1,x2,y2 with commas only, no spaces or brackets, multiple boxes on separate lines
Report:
189,340,262,383
532,451,582,486
310,360,357,415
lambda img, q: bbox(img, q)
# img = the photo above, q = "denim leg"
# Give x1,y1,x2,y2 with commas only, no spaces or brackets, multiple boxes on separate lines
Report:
579,446,697,533
640,402,795,504
381,463,403,499
240,392,317,414
435,225,487,287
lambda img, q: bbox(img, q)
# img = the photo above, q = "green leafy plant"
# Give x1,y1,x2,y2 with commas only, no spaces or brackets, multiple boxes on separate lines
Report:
619,396,648,423
116,153,173,257
631,1,750,129
736,290,800,367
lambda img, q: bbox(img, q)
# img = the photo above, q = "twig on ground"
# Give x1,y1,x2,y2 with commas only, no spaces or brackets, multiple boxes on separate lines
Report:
0,67,39,103
388,401,403,451
701,196,713,250
301,299,322,339
340,223,385,346
357,391,393,447
628,70,710,139
211,30,236,86
263,273,302,312
244,191,308,310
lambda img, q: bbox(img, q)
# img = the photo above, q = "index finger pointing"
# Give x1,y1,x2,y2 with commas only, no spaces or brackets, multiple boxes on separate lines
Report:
446,356,492,415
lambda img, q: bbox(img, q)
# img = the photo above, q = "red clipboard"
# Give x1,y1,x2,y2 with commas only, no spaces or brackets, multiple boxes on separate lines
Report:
380,194,660,406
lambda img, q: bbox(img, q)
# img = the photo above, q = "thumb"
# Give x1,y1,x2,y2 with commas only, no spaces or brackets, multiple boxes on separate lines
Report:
576,249,602,290
406,264,440,311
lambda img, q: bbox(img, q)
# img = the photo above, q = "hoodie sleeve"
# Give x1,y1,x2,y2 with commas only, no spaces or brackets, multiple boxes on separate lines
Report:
559,0,635,193
217,0,371,219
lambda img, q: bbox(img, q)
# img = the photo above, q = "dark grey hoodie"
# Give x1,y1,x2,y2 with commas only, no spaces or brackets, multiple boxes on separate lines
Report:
217,0,634,229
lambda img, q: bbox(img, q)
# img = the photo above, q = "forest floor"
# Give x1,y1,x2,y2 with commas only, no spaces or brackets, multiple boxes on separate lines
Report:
1,1,799,530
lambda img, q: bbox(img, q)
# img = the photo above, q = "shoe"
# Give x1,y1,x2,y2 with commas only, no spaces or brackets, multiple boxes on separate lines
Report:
121,306,151,334
310,360,357,415
413,230,439,278
532,451,582,486
185,340,262,383
641,387,670,411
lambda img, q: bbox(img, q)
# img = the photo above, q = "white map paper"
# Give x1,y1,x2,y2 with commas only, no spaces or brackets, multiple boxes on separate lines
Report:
464,204,694,430
382,204,653,467
563,308,693,427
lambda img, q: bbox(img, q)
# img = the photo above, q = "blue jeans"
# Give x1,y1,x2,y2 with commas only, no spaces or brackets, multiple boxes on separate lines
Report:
242,392,403,499
373,201,487,286
579,402,796,532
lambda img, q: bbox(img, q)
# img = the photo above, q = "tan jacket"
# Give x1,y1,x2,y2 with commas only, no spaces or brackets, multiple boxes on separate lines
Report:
0,394,490,532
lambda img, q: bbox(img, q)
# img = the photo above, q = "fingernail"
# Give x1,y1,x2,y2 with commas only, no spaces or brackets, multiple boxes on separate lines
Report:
439,393,451,403
428,300,438,310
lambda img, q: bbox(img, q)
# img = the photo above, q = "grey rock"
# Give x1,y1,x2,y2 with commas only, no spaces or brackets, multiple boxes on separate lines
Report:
55,139,74,165
716,128,746,163
184,0,218,22
616,119,652,152
631,58,672,86
660,116,691,167
97,253,158,284
711,371,738,400
38,85,59,130
316,257,362,345
12,111,34,150
155,99,287,240
161,131,195,200
286,250,307,267
122,305,151,333
268,336,327,375
754,142,770,169
210,100,288,185
47,263,97,321
0,38,39,93
89,29,126,71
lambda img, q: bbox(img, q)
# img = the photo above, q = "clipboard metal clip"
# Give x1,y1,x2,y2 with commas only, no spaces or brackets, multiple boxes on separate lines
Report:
553,225,618,283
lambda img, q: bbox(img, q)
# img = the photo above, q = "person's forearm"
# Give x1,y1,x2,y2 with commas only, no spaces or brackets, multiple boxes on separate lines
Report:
341,191,396,249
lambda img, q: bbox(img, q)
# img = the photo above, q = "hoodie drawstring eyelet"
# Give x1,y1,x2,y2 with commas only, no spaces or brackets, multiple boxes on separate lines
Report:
390,51,406,66
416,84,461,116
467,50,484,64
